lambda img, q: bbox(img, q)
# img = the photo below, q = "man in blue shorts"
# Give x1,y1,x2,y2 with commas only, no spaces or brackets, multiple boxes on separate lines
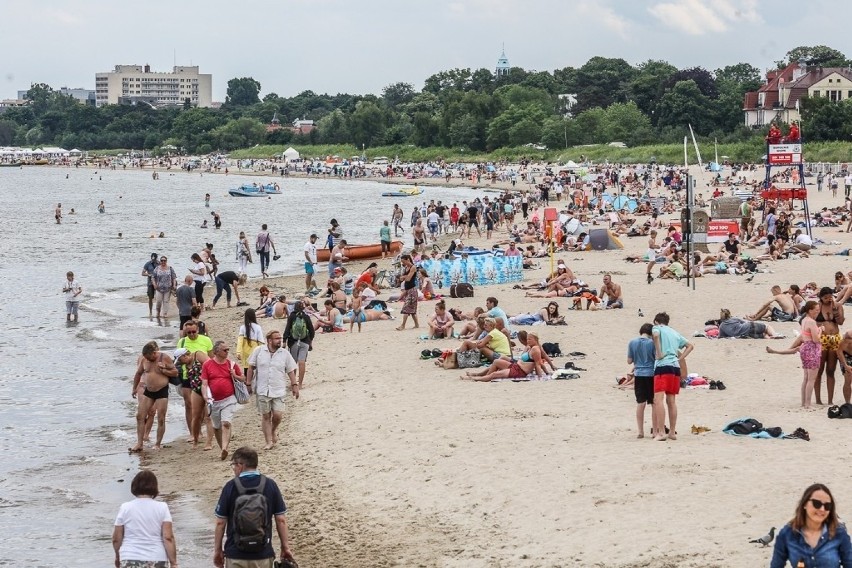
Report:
303,233,318,294
627,323,656,438
651,312,693,442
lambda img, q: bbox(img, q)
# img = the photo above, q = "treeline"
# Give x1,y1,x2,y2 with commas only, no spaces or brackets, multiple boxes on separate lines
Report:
1,45,850,154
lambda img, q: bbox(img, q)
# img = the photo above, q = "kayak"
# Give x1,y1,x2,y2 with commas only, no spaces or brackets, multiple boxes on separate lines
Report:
316,241,403,262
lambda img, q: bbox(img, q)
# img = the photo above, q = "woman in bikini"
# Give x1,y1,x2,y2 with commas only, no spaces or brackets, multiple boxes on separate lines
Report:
816,287,845,405
174,349,213,449
428,300,454,339
330,281,347,312
461,331,549,381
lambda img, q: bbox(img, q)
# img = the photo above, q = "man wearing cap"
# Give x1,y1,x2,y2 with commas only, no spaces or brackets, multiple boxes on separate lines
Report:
304,233,319,294
246,330,299,450
141,253,159,317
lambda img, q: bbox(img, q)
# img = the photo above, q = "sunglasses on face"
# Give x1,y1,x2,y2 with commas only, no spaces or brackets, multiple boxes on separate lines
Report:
810,499,833,511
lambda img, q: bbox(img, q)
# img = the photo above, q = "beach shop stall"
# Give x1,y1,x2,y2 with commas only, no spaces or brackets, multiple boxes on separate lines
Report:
420,255,523,289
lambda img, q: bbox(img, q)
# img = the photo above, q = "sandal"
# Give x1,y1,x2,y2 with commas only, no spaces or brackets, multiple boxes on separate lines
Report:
568,351,587,358
716,381,727,390
564,362,587,371
709,380,718,390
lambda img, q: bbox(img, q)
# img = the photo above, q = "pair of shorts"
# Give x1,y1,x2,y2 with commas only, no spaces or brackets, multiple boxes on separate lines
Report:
147,283,156,299
210,396,237,429
634,376,655,404
143,384,170,400
821,333,842,352
800,341,822,369
304,262,314,274
508,362,527,379
654,366,681,395
179,315,192,329
381,240,391,252
606,299,623,309
289,340,309,362
66,301,79,315
428,223,438,234
256,394,285,415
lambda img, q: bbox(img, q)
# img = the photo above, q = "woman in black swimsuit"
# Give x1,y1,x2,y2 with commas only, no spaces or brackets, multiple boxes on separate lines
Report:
175,349,213,449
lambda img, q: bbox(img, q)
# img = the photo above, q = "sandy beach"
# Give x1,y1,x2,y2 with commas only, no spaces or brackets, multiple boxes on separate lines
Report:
137,166,852,567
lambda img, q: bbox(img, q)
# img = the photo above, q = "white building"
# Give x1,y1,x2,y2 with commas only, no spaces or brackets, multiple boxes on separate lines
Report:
95,64,212,108
496,47,510,77
18,87,95,106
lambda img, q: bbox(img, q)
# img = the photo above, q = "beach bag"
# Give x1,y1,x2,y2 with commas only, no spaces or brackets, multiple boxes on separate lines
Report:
231,362,250,405
828,403,852,419
542,342,562,357
232,475,270,552
450,283,474,298
290,315,309,341
456,349,481,368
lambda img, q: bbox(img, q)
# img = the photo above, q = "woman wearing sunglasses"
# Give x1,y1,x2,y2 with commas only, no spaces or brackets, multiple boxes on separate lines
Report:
771,483,852,567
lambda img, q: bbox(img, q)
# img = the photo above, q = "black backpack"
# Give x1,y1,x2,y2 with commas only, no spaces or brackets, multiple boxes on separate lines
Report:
726,418,763,435
450,283,474,298
541,342,562,357
232,475,270,552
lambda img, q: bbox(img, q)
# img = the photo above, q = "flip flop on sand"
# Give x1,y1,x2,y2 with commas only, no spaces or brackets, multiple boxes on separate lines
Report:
568,351,586,358
564,362,587,371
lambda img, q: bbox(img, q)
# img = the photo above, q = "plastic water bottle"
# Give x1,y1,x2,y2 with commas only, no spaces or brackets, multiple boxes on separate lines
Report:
638,309,644,318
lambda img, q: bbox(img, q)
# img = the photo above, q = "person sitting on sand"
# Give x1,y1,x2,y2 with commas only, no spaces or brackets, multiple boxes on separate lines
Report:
428,300,454,339
457,315,486,340
419,268,435,300
328,281,347,311
657,251,685,280
456,317,511,361
746,285,798,321
461,331,549,381
316,299,345,332
601,273,624,309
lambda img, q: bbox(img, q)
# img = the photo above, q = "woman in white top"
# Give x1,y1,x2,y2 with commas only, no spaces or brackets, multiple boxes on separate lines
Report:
112,470,177,568
236,308,265,374
189,253,210,308
236,231,252,275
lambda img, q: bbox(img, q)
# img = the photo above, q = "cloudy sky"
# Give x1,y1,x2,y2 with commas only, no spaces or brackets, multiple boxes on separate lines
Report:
2,0,849,101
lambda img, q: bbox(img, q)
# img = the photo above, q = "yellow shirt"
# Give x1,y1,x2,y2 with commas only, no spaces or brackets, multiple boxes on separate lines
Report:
487,329,511,356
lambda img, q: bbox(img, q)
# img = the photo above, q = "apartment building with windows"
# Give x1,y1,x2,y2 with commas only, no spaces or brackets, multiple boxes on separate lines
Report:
95,64,212,108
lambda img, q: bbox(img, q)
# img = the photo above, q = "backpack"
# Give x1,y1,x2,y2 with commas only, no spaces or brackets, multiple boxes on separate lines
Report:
450,283,474,298
290,314,309,341
541,342,562,357
725,418,763,435
232,475,270,552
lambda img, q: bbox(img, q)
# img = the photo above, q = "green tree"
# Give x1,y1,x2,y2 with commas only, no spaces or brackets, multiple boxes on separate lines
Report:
573,57,636,114
486,104,547,149
540,117,582,149
654,80,716,135
0,120,17,145
493,85,553,114
800,96,852,141
225,77,261,107
316,109,350,144
347,100,386,147
777,45,850,68
381,82,415,109
628,60,677,119
601,102,653,146
449,114,485,149
211,117,265,150
25,83,54,116
573,107,607,144
412,112,440,147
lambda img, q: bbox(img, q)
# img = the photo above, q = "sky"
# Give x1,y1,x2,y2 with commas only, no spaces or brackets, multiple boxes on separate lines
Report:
2,0,850,102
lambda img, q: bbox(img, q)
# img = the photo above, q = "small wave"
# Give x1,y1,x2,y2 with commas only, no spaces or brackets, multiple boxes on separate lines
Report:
75,328,112,341
79,303,120,317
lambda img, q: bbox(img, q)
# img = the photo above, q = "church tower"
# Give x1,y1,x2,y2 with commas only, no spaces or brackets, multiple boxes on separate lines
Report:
496,45,510,77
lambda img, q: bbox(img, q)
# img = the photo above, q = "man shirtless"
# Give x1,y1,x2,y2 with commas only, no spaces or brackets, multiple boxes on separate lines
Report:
601,273,624,309
746,285,798,321
412,219,427,255
130,341,177,452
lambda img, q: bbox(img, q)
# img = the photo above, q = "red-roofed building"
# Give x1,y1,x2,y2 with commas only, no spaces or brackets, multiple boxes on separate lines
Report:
743,60,852,127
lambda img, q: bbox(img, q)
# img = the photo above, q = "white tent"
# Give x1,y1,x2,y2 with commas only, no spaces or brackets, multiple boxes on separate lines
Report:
283,147,300,162
564,160,579,168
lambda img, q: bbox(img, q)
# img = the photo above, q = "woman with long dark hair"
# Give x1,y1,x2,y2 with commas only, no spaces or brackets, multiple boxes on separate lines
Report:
771,483,852,567
395,254,419,331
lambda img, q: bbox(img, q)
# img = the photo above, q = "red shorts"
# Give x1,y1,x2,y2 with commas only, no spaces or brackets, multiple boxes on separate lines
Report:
653,366,681,395
508,362,527,379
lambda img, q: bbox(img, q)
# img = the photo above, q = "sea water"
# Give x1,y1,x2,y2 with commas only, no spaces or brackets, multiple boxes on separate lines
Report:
0,166,478,566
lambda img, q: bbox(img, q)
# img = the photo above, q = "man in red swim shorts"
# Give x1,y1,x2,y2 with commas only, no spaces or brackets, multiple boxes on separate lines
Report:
651,312,694,442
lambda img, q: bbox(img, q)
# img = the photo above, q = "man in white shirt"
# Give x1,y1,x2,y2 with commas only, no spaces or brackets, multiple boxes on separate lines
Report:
792,229,813,252
303,233,319,293
845,173,852,199
246,330,299,450
63,271,82,322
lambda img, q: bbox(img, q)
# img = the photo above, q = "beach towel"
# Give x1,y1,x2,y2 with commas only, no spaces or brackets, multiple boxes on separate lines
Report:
723,418,786,439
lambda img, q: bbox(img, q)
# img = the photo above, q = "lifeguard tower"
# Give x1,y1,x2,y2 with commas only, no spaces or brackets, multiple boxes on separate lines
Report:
762,122,811,239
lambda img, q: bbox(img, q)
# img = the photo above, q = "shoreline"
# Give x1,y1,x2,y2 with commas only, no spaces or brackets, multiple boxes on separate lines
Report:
126,165,852,566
